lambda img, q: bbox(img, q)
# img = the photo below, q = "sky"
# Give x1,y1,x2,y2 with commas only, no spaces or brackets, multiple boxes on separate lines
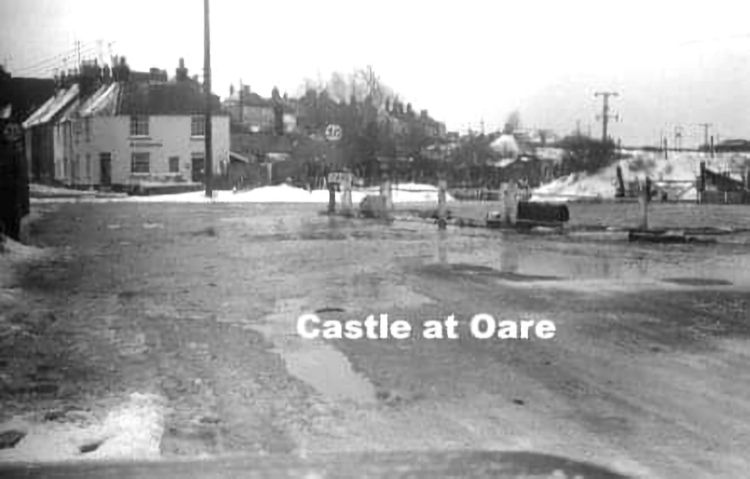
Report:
2,0,750,146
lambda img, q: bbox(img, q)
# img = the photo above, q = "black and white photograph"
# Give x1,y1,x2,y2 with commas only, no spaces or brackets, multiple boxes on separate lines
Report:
1,1,750,477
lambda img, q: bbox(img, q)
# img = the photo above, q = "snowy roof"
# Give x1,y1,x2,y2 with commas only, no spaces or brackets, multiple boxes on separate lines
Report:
229,151,251,163
22,84,80,128
490,134,520,155
78,82,120,116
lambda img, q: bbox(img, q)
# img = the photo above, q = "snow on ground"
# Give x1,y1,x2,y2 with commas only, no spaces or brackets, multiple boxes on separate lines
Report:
0,392,165,462
532,151,750,202
33,183,453,204
30,183,126,198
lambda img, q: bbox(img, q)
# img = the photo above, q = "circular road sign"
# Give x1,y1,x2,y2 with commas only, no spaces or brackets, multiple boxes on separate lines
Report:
325,124,343,142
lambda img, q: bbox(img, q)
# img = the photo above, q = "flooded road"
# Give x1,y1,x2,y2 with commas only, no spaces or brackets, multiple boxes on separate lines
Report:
2,202,750,478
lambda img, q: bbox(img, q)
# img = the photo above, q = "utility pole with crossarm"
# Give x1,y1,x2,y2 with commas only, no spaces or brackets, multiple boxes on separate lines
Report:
594,91,619,144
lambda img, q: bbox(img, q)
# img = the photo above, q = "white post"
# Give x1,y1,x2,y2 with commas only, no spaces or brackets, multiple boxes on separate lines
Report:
503,182,517,225
383,180,392,210
437,179,447,229
341,175,352,214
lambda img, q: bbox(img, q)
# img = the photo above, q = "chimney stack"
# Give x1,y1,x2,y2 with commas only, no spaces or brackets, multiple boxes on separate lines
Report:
175,57,188,81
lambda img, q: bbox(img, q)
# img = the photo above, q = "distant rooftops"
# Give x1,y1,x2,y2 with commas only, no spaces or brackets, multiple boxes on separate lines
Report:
22,58,224,128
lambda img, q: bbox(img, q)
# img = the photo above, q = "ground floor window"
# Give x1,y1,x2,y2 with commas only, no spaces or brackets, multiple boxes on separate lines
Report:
131,152,150,173
169,156,180,173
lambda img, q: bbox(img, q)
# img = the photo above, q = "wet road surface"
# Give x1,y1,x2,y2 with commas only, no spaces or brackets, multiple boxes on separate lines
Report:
2,202,750,478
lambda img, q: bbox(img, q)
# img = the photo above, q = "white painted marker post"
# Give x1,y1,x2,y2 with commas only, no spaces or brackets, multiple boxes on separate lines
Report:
341,174,353,215
437,179,447,230
503,182,518,225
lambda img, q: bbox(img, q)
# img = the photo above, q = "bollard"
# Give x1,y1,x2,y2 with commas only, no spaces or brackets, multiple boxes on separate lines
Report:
503,182,518,225
379,179,393,220
638,178,649,230
341,176,352,215
437,179,447,229
328,184,336,214
380,180,393,210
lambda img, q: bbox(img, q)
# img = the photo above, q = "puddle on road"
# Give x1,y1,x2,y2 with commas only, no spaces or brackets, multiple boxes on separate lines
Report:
431,234,750,289
248,299,377,404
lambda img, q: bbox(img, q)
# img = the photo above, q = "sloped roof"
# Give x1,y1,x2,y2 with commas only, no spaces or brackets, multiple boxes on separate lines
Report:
23,84,80,128
0,76,56,123
490,134,520,156
78,82,119,116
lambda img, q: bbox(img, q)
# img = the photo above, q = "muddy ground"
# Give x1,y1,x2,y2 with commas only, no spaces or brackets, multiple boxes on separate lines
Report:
1,201,750,478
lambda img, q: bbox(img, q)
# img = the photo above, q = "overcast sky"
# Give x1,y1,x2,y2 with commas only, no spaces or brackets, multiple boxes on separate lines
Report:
2,0,750,145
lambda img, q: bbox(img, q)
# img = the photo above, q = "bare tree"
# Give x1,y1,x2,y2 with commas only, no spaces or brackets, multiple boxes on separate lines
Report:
504,110,521,134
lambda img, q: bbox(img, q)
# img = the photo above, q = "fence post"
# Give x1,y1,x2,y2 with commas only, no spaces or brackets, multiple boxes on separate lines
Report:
341,175,352,215
503,182,517,225
328,184,336,214
638,177,649,230
380,178,393,210
437,179,447,229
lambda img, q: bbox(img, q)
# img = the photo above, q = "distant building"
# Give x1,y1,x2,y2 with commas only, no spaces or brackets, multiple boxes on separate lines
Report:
23,58,230,189
223,85,296,134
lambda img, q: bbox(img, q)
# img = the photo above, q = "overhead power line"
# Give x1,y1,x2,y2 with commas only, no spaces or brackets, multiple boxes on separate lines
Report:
15,46,99,78
14,42,97,73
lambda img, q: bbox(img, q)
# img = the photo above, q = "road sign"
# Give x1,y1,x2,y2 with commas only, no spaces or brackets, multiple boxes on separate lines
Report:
327,171,352,185
325,124,342,142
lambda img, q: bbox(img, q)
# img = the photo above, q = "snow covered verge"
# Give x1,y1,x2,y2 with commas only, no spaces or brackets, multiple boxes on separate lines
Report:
30,183,126,199
31,183,453,204
532,151,750,202
0,393,165,462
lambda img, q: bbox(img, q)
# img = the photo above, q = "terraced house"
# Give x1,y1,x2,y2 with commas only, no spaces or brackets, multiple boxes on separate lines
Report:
23,58,229,190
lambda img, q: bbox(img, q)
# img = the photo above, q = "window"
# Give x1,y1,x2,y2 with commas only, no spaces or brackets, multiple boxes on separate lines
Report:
130,115,149,137
84,118,91,142
191,115,205,137
131,152,150,173
74,120,81,144
169,156,180,173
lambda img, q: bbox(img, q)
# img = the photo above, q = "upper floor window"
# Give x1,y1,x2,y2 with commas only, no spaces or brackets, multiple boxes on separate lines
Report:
130,115,149,137
191,115,205,137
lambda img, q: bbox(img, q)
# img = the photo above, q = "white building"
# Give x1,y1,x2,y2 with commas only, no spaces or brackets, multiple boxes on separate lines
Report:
24,62,229,190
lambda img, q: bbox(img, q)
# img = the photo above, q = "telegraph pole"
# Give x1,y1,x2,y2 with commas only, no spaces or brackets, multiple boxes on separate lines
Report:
239,78,244,123
674,125,683,151
594,91,619,144
203,0,213,198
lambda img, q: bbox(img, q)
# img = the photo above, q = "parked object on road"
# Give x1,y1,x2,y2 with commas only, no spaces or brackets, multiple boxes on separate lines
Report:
515,201,569,228
360,195,389,219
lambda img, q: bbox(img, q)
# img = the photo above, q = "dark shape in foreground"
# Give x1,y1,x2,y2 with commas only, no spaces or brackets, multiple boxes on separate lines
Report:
315,307,346,314
662,277,733,287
